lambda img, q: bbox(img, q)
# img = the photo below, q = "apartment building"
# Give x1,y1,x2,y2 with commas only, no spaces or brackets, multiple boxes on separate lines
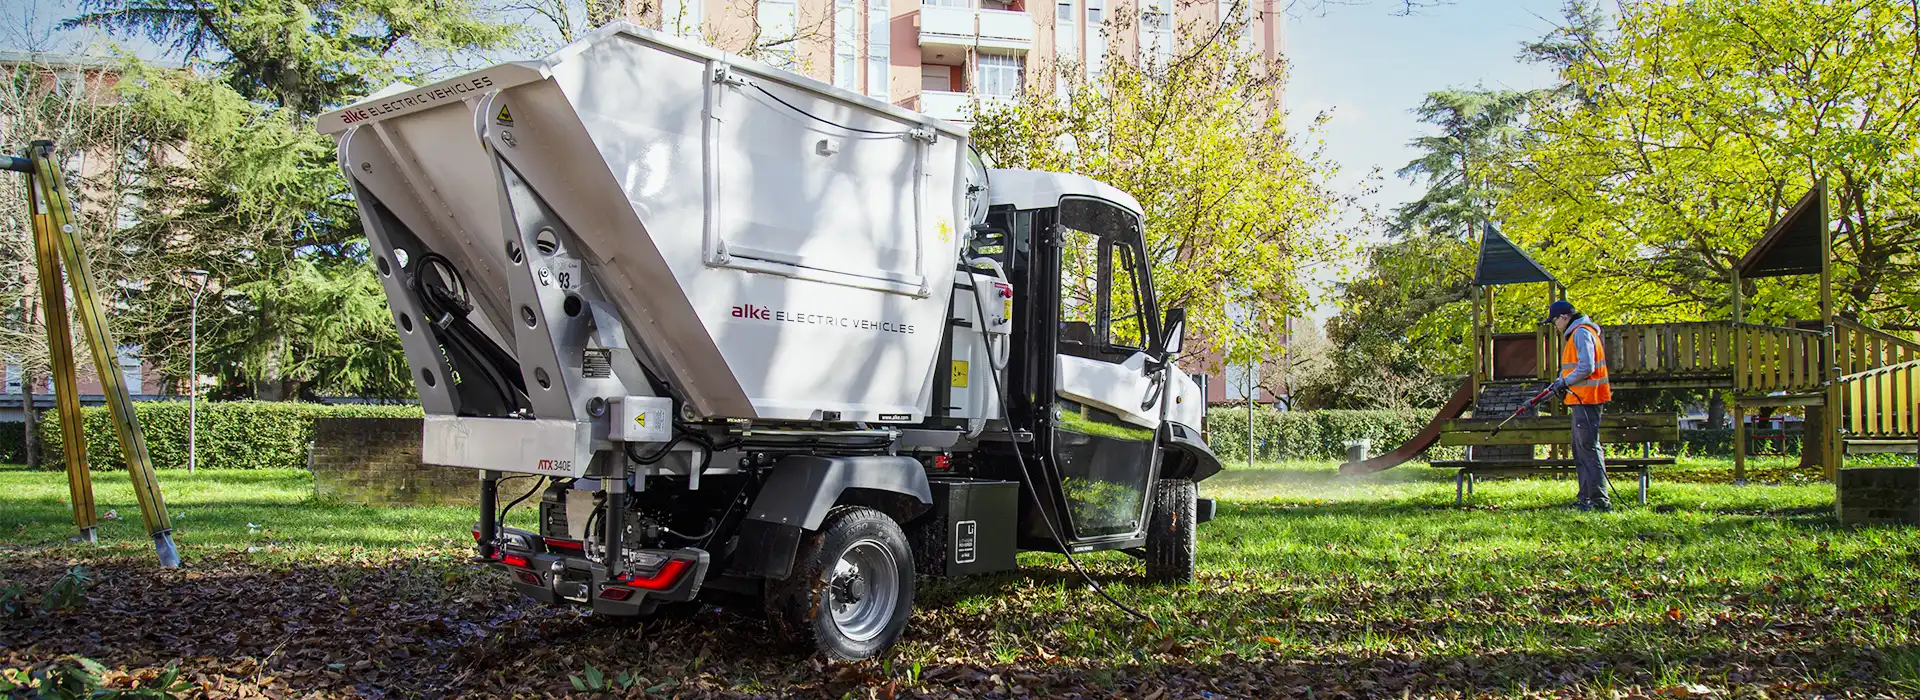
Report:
1,51,173,423
637,0,1284,121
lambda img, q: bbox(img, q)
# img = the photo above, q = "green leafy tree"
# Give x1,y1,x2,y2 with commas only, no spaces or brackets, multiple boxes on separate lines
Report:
1390,88,1534,237
1325,86,1536,408
58,0,517,399
970,37,1345,371
1497,0,1920,329
64,0,519,114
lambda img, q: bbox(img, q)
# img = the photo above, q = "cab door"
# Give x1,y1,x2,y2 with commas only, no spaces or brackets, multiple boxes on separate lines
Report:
1038,197,1165,546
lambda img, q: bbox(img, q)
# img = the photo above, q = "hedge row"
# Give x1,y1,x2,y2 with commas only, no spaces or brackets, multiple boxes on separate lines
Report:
34,401,422,471
1201,408,1803,462
1203,407,1455,462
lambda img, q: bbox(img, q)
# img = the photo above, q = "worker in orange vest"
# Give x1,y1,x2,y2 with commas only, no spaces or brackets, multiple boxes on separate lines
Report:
1545,300,1613,511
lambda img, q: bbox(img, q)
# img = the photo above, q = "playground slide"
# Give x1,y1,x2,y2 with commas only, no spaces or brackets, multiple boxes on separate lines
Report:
1339,380,1476,475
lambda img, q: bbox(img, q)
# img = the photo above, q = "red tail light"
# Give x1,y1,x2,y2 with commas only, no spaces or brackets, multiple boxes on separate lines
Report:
501,553,531,569
544,537,586,554
932,454,951,470
614,559,691,591
599,587,633,601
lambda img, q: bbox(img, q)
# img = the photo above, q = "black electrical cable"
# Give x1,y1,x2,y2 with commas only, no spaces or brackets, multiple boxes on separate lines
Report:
497,476,547,530
410,252,528,415
964,260,1158,628
747,83,916,136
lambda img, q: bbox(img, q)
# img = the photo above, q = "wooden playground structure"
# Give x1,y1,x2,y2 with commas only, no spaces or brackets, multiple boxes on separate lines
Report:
1344,182,1920,497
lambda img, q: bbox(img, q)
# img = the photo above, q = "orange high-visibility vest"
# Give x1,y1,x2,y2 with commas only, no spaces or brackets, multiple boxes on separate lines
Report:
1560,319,1611,404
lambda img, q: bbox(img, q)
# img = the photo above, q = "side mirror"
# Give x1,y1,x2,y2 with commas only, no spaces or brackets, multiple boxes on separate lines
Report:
1161,307,1186,356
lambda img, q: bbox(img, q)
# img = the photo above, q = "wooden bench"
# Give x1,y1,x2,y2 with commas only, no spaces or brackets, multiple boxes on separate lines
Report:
1432,413,1681,506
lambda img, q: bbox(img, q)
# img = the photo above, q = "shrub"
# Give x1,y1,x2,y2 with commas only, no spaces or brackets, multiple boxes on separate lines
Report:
0,421,22,464
36,400,421,471
1203,407,1458,462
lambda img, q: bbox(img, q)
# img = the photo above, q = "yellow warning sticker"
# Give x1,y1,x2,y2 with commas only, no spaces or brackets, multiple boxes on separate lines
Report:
950,360,969,388
495,105,514,126
634,413,647,427
1002,298,1013,321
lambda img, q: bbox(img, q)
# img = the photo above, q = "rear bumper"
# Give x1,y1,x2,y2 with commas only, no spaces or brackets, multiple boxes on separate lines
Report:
492,546,710,615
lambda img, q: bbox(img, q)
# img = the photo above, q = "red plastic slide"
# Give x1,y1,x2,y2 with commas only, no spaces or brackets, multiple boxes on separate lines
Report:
1338,380,1475,475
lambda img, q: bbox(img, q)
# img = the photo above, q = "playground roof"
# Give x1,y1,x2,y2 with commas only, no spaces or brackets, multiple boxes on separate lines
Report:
1473,223,1558,287
1737,183,1826,279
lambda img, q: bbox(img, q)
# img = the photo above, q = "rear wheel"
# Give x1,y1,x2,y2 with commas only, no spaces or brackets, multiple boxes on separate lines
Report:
767,506,916,660
1144,478,1196,584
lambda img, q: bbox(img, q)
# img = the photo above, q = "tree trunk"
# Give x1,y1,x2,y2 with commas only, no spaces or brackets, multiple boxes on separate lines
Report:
1706,392,1726,429
1789,406,1820,471
19,368,37,469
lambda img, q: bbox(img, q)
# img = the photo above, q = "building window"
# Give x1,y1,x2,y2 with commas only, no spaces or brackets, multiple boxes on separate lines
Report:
924,0,967,7
922,65,954,92
835,0,858,89
661,0,704,38
1086,0,1104,24
4,357,20,395
759,0,798,70
1054,0,1075,59
977,53,1023,98
117,345,142,393
1141,0,1173,68
867,0,891,98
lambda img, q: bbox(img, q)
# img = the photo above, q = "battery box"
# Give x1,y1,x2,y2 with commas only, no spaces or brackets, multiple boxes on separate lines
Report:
912,478,1019,577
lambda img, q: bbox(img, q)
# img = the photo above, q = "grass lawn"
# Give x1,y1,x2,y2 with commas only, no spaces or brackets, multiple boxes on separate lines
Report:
4,459,1919,697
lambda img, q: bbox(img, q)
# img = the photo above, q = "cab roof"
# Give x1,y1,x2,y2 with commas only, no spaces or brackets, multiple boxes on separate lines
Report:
986,169,1145,219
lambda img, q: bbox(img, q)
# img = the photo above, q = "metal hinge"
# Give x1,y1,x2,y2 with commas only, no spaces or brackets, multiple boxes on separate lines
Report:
712,65,748,88
908,128,938,144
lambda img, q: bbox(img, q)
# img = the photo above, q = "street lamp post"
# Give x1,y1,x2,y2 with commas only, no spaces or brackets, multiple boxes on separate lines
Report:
184,269,209,473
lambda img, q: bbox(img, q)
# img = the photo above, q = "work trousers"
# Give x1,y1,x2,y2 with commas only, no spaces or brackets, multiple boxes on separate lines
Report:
1571,404,1610,504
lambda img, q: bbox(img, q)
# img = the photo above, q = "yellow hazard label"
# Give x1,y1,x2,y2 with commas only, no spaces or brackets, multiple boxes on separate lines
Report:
635,413,647,427
950,360,969,388
495,105,514,126
1002,298,1012,320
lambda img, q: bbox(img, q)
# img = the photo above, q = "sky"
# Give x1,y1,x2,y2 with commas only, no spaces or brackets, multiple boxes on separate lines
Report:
1277,0,1569,322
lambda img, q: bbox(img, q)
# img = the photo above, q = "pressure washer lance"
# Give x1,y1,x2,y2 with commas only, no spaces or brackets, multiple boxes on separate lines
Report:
1488,387,1558,438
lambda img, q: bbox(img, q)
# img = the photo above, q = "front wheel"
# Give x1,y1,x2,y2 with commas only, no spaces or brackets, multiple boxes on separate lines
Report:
1144,478,1196,584
767,506,916,661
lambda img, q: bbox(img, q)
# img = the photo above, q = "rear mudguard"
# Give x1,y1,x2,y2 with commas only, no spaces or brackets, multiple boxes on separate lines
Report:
734,455,933,580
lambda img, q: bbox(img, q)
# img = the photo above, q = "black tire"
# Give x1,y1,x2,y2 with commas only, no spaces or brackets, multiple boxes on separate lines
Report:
1145,478,1196,584
766,506,916,661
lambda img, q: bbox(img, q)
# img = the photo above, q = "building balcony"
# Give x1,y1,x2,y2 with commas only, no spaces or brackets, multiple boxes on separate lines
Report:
920,7,1035,52
919,90,1014,122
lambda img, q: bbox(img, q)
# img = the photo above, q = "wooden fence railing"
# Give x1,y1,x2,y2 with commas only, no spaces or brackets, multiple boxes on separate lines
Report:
1835,318,1920,378
1835,358,1920,440
1526,319,1915,396
1536,321,1740,381
1734,323,1826,393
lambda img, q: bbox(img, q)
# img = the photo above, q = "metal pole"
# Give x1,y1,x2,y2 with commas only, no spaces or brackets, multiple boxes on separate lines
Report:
188,282,202,473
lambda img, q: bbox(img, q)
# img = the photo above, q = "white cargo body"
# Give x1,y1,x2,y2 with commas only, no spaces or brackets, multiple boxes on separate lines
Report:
321,24,973,427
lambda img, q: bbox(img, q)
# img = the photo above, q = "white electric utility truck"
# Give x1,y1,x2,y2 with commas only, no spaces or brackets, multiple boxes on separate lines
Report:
319,24,1222,660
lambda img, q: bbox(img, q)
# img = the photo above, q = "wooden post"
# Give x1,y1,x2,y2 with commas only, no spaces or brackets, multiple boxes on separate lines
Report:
1732,402,1746,484
1471,284,1483,407
1820,178,1841,479
1731,269,1743,325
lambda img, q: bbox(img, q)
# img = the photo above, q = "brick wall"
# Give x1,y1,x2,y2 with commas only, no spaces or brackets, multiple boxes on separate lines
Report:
309,417,540,507
1836,467,1920,527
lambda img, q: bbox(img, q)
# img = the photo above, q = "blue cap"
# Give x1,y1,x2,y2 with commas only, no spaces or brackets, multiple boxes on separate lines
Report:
1548,300,1576,319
